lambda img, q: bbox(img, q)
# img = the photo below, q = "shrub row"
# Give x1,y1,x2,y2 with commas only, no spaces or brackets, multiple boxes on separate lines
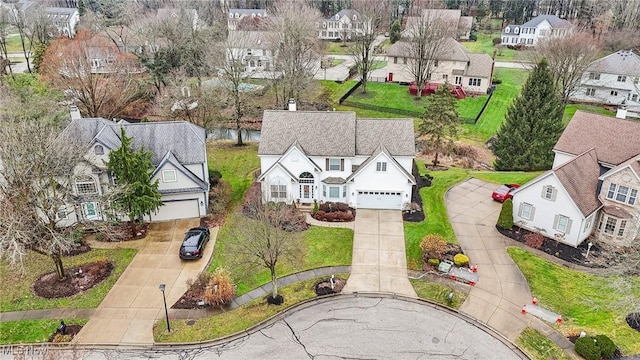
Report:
575,334,616,360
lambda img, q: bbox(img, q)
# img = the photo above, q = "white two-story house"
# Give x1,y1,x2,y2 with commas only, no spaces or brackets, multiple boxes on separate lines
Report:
501,14,573,47
318,9,371,41
258,103,416,210
570,50,640,113
227,30,276,73
511,110,640,247
386,37,493,94
59,108,209,225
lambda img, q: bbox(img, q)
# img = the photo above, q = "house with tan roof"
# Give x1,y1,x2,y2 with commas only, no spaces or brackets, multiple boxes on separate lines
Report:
570,50,640,115
403,9,473,40
386,37,493,94
501,14,573,47
257,103,416,210
511,110,640,247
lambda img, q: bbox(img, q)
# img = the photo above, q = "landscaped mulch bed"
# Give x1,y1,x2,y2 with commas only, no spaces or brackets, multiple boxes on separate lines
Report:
62,241,92,257
48,324,83,342
32,260,114,299
403,173,431,222
172,285,208,309
496,226,604,267
314,277,346,296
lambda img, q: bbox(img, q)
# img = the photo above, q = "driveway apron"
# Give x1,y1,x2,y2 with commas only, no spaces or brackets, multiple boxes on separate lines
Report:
447,178,531,341
342,209,417,297
73,219,216,345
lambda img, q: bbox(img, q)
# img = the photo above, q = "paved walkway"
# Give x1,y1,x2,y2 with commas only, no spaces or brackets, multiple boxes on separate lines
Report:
447,178,577,357
342,209,417,297
72,219,215,346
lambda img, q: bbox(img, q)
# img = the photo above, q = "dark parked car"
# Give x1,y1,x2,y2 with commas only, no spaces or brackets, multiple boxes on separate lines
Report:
492,183,520,202
179,227,210,260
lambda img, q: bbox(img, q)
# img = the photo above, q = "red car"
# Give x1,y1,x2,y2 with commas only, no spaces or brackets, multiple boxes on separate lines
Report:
492,183,520,202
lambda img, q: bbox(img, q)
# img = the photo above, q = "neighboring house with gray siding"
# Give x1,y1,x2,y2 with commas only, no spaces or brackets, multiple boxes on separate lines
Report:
258,103,416,210
512,110,640,247
59,107,209,225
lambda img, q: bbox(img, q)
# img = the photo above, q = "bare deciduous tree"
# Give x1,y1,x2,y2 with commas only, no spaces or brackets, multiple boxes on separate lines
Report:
268,1,322,108
349,0,390,93
0,116,83,280
530,31,602,104
403,12,455,97
13,4,56,73
40,29,149,119
225,199,304,302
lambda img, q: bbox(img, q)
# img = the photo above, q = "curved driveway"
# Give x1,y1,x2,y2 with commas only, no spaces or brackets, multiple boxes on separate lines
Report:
41,296,526,360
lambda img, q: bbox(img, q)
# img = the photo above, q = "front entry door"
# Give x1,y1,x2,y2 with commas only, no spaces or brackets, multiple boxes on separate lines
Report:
302,185,311,199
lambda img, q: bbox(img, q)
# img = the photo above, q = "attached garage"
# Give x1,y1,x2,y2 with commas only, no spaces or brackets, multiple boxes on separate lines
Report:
151,199,201,221
356,190,403,210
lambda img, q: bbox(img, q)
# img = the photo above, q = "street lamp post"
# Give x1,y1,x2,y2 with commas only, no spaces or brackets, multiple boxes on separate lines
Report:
159,284,170,332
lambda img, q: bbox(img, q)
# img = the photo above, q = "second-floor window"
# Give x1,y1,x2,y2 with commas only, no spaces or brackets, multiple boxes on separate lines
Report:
607,183,637,205
76,176,98,195
617,75,626,82
588,72,600,80
376,162,387,172
328,158,342,171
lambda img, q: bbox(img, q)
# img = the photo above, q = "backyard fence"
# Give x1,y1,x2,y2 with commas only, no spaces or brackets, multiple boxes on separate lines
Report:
338,80,363,104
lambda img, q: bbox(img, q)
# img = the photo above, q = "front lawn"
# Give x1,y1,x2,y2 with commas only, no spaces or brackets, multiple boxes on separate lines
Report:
410,279,467,309
563,104,615,125
508,247,640,355
516,327,571,360
154,275,348,342
0,318,88,345
404,163,540,268
0,249,136,312
460,33,532,61
324,40,351,55
209,216,353,295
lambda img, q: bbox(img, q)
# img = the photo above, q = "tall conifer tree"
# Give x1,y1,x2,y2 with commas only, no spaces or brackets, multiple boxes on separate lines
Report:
493,59,564,171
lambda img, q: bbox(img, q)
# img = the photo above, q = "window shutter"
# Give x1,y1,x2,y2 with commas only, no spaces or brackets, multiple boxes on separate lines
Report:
565,219,572,234
553,214,559,230
541,186,547,198
529,207,536,220
326,158,329,170
518,203,524,217
340,159,344,171
551,188,557,201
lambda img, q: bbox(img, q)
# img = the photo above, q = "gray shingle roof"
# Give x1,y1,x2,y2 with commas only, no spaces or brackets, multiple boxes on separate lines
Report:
229,9,267,16
152,151,208,191
587,50,640,77
554,111,640,166
321,176,346,184
157,8,197,19
259,111,357,156
258,111,415,158
227,31,273,49
522,15,573,28
554,148,601,216
328,9,367,22
421,9,461,23
387,38,470,61
356,119,415,156
64,118,206,165
346,145,416,184
465,53,493,78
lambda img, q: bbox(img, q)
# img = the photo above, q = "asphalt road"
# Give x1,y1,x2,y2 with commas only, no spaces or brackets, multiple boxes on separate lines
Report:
3,296,525,360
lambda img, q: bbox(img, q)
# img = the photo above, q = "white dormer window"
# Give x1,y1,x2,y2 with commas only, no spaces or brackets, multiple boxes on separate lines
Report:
94,144,104,155
235,13,239,18
229,13,233,18
335,14,339,20
514,27,519,34
162,169,177,182
252,13,256,18
323,22,326,28
353,15,357,20
505,27,510,33
257,13,262,17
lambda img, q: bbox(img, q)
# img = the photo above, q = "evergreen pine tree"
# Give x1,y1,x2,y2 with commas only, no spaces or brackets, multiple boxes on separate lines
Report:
493,59,564,171
390,20,401,44
419,84,460,166
107,128,163,232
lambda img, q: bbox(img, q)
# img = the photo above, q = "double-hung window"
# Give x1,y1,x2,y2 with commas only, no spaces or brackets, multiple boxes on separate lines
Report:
376,162,387,172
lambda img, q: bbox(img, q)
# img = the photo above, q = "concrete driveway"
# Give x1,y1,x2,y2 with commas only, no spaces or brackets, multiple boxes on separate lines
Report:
342,209,416,297
446,179,531,341
73,219,217,345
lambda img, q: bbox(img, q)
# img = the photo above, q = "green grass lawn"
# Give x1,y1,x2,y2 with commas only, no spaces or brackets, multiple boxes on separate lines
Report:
461,33,533,62
207,140,260,206
206,140,353,295
324,40,352,55
461,67,529,143
516,327,571,360
508,247,640,355
0,318,88,345
410,279,467,309
210,216,353,295
330,59,345,67
320,80,358,105
154,274,348,342
563,104,615,125
404,163,540,268
5,34,30,54
0,249,136,312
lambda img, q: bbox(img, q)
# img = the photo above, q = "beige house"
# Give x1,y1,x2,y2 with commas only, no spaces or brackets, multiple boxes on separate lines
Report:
386,38,493,94
403,9,472,40
512,110,640,247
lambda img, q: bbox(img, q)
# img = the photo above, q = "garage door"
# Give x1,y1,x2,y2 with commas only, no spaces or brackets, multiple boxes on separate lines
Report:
152,199,200,221
356,191,403,210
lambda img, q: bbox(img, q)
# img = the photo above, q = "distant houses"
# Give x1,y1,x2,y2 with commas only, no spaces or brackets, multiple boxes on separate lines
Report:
228,8,267,31
318,9,371,41
500,14,573,47
403,9,473,40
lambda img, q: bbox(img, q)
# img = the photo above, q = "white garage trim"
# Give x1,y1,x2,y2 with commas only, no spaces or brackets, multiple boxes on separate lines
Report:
356,190,403,210
152,199,200,221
